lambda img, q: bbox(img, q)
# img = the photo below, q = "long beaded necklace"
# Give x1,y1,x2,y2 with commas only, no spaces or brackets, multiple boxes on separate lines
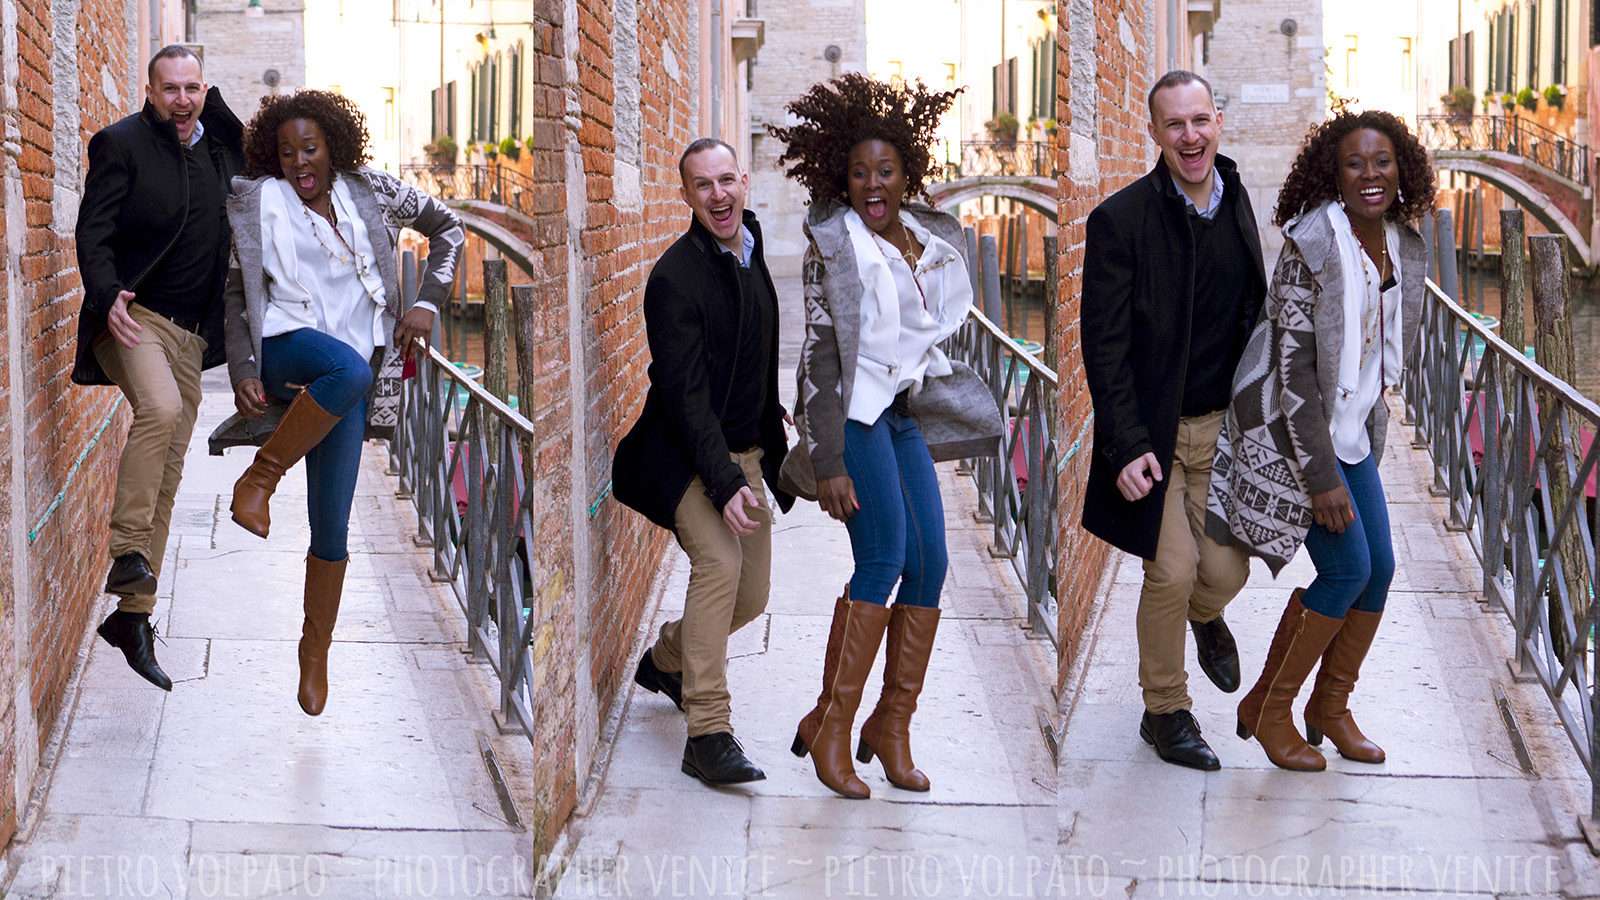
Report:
299,184,372,282
1352,224,1391,389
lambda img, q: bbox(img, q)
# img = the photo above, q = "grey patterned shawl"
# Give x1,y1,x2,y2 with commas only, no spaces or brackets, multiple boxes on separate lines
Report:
1204,203,1427,574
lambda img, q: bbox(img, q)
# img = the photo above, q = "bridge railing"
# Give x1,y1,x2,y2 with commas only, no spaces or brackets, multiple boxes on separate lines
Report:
388,337,543,739
399,163,541,219
1401,275,1599,823
1417,114,1590,187
944,308,1059,647
938,141,1053,181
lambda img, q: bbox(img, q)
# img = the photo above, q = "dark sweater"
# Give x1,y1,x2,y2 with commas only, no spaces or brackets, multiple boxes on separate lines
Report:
134,131,226,329
724,262,774,448
1181,186,1256,416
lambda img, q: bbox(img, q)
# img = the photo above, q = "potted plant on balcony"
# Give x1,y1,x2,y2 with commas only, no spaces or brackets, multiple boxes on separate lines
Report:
1441,85,1475,120
1544,84,1568,110
499,136,521,162
985,111,1019,148
1517,87,1538,112
483,140,499,163
1501,92,1517,113
423,135,458,172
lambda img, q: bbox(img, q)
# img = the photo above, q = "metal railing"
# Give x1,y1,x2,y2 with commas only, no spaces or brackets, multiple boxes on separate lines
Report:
945,308,1059,647
938,141,1054,181
399,163,541,218
1401,277,1598,821
1418,114,1591,187
389,340,542,737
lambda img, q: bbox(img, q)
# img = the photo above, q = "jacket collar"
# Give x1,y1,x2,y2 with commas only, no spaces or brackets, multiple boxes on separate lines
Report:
804,198,967,261
1152,152,1242,209
1283,200,1428,278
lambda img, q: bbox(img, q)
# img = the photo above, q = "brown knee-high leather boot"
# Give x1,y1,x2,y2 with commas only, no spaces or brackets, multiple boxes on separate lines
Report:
1304,608,1385,762
791,588,891,799
298,554,348,716
1236,589,1343,771
856,604,940,791
232,390,341,538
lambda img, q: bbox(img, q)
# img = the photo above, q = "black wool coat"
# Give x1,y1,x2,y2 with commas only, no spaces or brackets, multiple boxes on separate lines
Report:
1079,154,1267,560
613,210,794,531
72,87,245,386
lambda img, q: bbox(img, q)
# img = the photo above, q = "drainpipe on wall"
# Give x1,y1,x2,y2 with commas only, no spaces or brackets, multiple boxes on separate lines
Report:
711,0,723,138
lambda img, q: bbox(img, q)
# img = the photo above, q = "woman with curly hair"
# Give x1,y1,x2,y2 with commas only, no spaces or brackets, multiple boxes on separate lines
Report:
216,89,463,715
1206,109,1436,770
769,73,998,798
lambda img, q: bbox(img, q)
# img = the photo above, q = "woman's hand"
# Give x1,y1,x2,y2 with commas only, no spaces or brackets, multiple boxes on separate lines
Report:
817,475,858,522
1310,485,1354,534
394,307,436,361
234,377,269,419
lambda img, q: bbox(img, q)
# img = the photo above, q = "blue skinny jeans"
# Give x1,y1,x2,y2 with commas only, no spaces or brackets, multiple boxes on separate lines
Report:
841,409,948,608
260,328,372,563
1301,452,1394,618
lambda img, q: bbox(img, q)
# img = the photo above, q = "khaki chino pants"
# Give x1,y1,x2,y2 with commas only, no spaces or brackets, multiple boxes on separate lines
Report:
93,304,205,615
650,448,772,738
1137,409,1250,714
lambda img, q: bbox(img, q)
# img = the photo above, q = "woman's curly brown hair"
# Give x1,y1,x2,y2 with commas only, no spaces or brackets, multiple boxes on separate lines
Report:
767,73,960,206
241,89,371,179
1273,109,1435,227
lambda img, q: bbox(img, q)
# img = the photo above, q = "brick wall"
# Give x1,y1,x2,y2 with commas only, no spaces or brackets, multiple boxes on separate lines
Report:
0,0,137,851
1054,0,1148,690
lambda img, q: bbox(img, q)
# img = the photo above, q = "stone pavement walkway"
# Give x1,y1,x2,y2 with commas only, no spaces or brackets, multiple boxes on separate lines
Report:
548,468,1058,899
1057,397,1600,899
1,369,543,899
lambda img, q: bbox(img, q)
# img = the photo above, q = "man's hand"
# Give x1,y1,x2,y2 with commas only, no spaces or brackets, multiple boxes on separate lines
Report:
817,475,858,523
1116,452,1162,502
721,486,763,536
1310,485,1354,534
234,377,269,419
394,307,436,361
107,291,142,348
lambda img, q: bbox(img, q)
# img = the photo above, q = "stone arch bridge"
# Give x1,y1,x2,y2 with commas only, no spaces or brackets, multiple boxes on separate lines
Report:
1418,115,1595,269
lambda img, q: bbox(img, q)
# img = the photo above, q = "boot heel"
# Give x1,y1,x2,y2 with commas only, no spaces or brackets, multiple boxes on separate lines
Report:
1305,723,1323,746
790,732,808,758
1236,719,1251,740
856,739,874,764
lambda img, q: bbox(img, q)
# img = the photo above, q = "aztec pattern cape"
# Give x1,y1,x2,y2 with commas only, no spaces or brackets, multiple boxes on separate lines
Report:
1204,202,1427,574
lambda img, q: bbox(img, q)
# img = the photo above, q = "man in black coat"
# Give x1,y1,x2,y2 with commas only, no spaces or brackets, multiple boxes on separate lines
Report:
1080,70,1267,770
73,46,244,691
613,138,793,786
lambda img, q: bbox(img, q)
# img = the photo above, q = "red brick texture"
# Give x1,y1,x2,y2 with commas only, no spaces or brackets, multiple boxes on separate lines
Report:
1055,1,1150,691
0,0,137,850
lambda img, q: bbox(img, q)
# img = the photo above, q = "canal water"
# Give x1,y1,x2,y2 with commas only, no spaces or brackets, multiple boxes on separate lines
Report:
1454,261,1600,400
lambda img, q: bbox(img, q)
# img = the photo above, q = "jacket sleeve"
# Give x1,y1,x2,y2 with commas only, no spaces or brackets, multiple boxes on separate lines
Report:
221,242,256,386
1272,241,1342,495
365,169,464,310
798,241,848,480
1080,203,1152,471
75,129,131,316
643,270,746,512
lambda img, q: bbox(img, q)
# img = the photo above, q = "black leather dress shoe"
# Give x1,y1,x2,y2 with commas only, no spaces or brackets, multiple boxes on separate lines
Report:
682,732,766,785
105,552,157,596
1190,615,1241,693
96,610,172,691
634,649,684,710
1140,709,1220,771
